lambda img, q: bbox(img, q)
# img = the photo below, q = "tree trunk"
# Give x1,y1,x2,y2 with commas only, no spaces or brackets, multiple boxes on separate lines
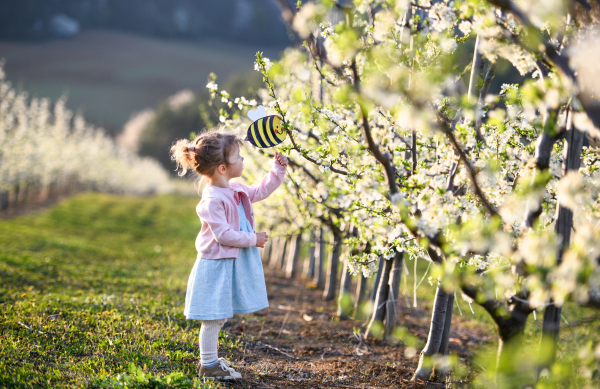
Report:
370,258,385,303
468,33,487,102
384,252,403,340
412,283,451,381
411,130,417,175
303,232,316,279
269,236,281,269
38,181,50,202
278,237,289,271
17,182,28,203
538,305,561,378
323,234,341,301
8,185,18,206
285,235,302,279
313,229,326,287
436,292,455,378
475,61,497,136
496,330,529,388
365,257,394,339
410,34,488,381
350,241,371,319
354,274,368,319
538,110,583,378
439,293,455,356
468,32,488,143
0,191,8,211
261,237,272,263
337,257,353,319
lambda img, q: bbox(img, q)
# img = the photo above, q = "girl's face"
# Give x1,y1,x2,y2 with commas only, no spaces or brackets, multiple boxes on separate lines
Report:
226,145,244,178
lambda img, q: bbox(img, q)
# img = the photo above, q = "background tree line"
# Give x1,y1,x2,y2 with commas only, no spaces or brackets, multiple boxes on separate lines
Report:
0,0,293,46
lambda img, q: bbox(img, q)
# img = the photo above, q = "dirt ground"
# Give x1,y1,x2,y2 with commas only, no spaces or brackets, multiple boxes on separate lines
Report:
206,267,491,388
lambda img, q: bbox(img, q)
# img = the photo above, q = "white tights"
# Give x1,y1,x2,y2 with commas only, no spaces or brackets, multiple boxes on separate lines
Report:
199,318,227,366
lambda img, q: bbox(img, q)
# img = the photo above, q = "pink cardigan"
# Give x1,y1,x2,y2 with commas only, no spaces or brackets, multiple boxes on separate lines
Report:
195,161,286,259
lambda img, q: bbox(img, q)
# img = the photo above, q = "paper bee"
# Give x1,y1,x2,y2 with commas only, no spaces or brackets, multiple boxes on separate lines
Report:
245,105,286,148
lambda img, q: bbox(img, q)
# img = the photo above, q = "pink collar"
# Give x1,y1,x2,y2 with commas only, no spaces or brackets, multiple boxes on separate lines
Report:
205,183,241,205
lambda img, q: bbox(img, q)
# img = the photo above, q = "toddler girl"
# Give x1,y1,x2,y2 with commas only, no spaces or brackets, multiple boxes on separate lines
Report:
170,130,287,380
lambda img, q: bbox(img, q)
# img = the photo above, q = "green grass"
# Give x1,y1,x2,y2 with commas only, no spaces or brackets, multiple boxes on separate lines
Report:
1,193,598,387
0,193,224,387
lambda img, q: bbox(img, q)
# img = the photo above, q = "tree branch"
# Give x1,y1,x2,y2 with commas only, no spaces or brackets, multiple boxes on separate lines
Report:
475,61,498,137
256,58,352,176
442,122,499,217
523,108,569,227
358,109,400,196
486,0,600,131
461,284,507,327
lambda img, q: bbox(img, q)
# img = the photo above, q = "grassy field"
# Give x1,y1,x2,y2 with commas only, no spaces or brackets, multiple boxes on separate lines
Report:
0,31,285,134
0,193,598,388
0,193,209,387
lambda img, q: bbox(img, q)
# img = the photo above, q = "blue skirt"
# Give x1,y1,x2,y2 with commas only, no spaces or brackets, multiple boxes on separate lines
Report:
184,202,269,320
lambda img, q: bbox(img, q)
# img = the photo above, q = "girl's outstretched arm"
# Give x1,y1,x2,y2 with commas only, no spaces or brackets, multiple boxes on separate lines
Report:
244,152,287,203
198,198,257,247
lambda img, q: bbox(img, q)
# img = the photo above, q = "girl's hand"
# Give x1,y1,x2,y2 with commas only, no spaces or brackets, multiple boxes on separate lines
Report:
274,151,288,167
255,232,268,248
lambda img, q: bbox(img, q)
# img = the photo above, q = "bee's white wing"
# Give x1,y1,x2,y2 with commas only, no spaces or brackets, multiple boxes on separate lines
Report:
247,105,267,122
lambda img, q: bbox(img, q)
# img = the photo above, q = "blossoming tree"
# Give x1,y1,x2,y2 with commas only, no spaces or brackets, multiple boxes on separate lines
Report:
0,65,173,206
211,0,600,385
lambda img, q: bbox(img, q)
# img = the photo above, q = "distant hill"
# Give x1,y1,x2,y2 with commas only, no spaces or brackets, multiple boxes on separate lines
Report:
0,0,295,47
0,30,286,134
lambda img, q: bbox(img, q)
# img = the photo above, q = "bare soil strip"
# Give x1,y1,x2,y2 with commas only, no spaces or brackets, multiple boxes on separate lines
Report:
212,267,488,388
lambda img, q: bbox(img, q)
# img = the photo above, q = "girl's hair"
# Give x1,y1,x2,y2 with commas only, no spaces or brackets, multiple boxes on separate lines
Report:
170,130,243,178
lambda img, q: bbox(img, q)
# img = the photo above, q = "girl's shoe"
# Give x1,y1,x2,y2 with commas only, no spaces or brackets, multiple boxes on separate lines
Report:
198,358,242,380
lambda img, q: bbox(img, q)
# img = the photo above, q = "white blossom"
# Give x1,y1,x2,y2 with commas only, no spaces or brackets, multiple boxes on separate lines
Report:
429,2,456,32
458,20,472,35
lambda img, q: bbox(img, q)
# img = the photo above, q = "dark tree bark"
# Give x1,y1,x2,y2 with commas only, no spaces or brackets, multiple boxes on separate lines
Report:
0,191,8,211
370,258,385,303
411,129,417,175
495,310,531,388
539,111,583,377
460,284,533,387
412,283,451,381
439,293,455,356
436,292,455,378
303,232,316,279
384,252,403,340
354,274,368,319
285,235,302,279
524,105,566,228
323,233,341,300
338,225,360,318
475,61,497,136
365,257,394,339
337,256,353,319
313,228,326,288
278,237,289,271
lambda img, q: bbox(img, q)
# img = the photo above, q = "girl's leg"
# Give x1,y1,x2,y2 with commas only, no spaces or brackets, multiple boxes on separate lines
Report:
199,318,227,367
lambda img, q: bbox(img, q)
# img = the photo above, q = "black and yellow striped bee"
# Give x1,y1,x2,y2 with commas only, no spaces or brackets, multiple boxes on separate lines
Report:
245,105,287,148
